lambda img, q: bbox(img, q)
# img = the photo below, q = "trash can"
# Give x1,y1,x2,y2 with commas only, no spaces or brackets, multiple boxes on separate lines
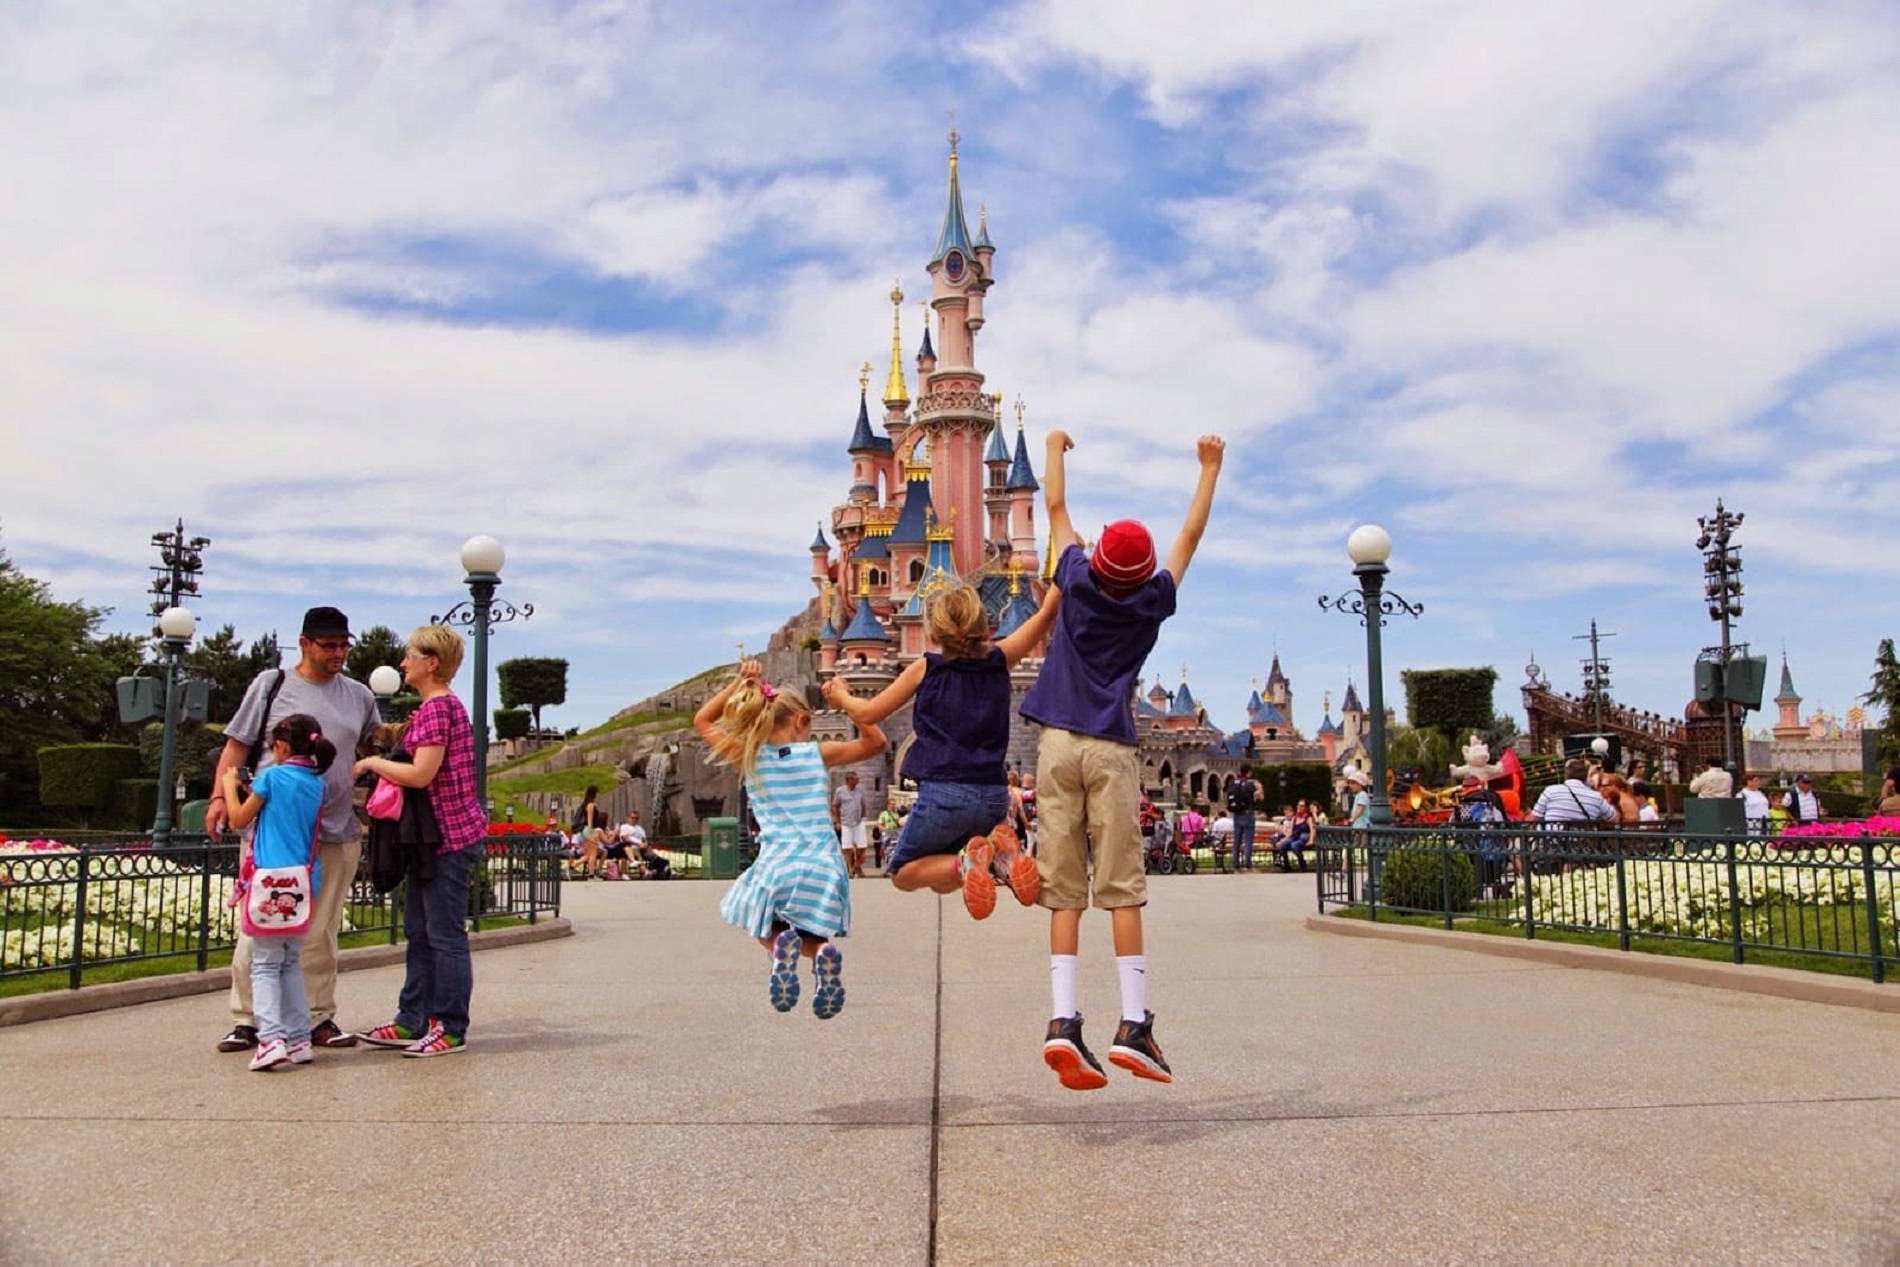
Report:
703,816,740,879
1685,796,1744,835
177,798,210,836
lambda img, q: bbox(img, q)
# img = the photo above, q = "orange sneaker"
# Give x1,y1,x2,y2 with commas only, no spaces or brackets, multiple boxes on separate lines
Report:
989,823,1039,906
960,836,997,920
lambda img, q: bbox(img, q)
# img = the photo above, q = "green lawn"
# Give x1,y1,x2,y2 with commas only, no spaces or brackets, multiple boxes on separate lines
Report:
1329,906,1894,981
0,914,532,1000
487,763,620,799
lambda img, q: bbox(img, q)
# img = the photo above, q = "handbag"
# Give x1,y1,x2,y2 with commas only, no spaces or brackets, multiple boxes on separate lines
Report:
366,776,403,821
235,824,319,939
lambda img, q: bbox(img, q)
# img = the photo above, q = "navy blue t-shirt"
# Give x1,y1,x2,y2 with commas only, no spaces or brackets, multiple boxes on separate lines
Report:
903,648,1010,785
1020,544,1176,746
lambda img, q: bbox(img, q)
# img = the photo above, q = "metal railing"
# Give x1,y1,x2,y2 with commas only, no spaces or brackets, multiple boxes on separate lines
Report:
1314,823,1897,982
1,833,562,989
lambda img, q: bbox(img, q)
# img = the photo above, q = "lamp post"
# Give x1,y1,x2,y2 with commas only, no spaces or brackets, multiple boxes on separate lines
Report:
150,605,197,846
1695,500,1745,777
431,535,532,810
1319,526,1423,902
368,665,402,723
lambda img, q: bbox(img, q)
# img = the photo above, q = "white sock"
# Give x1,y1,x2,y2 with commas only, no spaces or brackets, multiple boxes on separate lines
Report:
1116,955,1147,1022
1049,954,1078,1020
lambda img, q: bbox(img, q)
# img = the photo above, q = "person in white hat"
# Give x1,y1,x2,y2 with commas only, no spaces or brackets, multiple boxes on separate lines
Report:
1342,768,1371,827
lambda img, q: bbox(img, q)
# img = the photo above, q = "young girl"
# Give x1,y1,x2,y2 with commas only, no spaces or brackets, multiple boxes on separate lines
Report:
219,713,336,1072
694,658,885,1019
823,583,1060,920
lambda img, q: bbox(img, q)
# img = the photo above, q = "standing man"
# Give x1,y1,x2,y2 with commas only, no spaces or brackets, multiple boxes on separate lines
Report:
207,606,379,1053
1528,759,1616,826
832,770,868,879
1781,773,1823,824
1228,765,1260,871
1688,756,1734,799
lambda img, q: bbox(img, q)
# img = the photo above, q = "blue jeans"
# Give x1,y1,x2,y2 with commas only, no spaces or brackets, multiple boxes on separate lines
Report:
251,934,309,1044
1232,812,1256,869
397,845,475,1038
884,782,1010,874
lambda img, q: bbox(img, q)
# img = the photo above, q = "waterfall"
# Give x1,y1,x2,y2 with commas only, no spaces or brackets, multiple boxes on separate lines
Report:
645,750,672,830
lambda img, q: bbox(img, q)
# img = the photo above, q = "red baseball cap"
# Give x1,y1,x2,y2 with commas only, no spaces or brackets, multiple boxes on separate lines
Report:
1090,519,1156,593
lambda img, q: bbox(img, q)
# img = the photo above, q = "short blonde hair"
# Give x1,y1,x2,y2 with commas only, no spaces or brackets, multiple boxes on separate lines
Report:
927,585,991,659
406,624,465,683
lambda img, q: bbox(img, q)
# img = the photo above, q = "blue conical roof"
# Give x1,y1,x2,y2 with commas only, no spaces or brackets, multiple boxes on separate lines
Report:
1317,714,1339,736
994,586,1038,639
810,522,829,552
1253,701,1288,726
1169,683,1198,717
933,152,974,265
840,598,888,643
889,470,937,544
1342,682,1364,713
818,617,838,641
1006,427,1038,491
1246,689,1264,715
985,424,1009,463
854,531,889,560
973,207,993,250
848,390,879,452
918,322,935,361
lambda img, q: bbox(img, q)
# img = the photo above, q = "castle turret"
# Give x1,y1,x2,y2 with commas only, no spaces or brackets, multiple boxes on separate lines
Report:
839,575,892,666
809,522,830,587
983,393,1011,549
1772,654,1806,742
887,446,937,604
917,299,936,375
817,584,841,672
1006,408,1039,569
920,128,994,574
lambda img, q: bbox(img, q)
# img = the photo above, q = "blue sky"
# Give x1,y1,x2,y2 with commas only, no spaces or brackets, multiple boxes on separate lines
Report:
2,1,1896,743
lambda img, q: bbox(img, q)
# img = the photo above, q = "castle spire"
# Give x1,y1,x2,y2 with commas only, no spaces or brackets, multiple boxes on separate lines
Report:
917,299,935,361
883,282,909,406
932,129,974,265
973,202,993,250
848,362,879,452
1776,652,1800,704
1006,404,1039,491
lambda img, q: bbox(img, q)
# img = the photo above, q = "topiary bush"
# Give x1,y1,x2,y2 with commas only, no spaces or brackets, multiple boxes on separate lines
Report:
38,743,142,823
108,778,159,828
1379,838,1477,913
493,708,532,742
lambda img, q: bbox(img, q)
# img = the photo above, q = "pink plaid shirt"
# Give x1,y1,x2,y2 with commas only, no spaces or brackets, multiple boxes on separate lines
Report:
405,693,488,852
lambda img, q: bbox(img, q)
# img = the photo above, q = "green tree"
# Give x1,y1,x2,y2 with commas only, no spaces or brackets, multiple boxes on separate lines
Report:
1864,638,1900,767
346,624,405,683
245,630,281,679
1400,668,1499,741
1386,725,1453,784
180,624,254,725
0,545,134,815
498,657,568,730
494,707,532,741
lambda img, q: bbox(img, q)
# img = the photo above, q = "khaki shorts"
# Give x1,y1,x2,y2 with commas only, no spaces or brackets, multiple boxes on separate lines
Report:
1033,727,1147,910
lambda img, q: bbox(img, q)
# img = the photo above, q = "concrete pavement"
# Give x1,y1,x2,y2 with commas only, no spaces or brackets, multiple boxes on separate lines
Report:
1,873,1896,1265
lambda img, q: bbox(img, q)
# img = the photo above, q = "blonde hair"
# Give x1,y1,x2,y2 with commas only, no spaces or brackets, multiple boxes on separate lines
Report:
406,625,465,683
706,680,811,776
927,585,991,660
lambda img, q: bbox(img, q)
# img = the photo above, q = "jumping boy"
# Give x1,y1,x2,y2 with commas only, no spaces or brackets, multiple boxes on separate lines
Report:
1022,429,1225,1090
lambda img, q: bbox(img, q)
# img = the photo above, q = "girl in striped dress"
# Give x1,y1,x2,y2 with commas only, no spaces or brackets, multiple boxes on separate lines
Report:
694,659,886,1019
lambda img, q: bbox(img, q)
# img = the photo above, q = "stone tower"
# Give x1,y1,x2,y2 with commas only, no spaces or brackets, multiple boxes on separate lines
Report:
1772,654,1805,742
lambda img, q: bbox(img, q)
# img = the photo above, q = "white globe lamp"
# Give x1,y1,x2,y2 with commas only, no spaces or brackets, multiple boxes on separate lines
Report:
460,534,505,577
157,606,197,641
1346,524,1392,567
368,665,403,698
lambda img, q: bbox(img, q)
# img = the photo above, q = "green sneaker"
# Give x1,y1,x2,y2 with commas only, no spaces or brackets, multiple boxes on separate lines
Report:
356,1020,424,1049
401,1026,467,1058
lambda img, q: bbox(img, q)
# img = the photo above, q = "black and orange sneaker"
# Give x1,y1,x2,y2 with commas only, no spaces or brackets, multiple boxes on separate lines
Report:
960,836,997,920
1042,1015,1109,1091
988,823,1040,906
1107,1010,1173,1084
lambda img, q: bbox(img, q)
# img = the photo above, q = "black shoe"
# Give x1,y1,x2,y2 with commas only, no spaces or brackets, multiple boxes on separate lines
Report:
311,1018,358,1048
217,1024,258,1052
1107,1010,1173,1083
1041,1015,1108,1091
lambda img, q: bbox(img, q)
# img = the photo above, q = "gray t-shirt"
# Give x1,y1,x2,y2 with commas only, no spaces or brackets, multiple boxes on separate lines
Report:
227,667,379,843
832,784,866,828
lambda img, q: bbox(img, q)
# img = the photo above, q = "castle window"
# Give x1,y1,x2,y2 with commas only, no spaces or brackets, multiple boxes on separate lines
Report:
909,559,926,585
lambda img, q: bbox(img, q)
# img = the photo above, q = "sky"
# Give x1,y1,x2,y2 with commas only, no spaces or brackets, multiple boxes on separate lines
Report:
2,1,1897,741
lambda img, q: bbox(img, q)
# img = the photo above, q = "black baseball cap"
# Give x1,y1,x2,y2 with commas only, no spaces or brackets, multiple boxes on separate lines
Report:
1794,772,1813,783
301,606,352,639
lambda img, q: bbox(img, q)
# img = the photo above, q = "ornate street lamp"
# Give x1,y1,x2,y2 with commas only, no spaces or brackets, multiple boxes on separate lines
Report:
431,535,532,810
368,664,402,723
150,605,197,846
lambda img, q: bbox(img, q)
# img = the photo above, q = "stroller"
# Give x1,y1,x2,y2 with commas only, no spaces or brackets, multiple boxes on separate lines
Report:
1142,815,1199,875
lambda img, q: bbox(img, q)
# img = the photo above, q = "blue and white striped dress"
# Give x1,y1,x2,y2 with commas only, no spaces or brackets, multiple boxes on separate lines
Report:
718,741,851,939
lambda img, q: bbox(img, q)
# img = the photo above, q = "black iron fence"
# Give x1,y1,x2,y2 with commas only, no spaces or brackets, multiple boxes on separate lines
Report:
0,833,562,989
1314,824,1897,983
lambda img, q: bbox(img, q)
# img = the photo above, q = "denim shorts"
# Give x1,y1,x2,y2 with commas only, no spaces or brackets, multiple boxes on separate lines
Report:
885,781,1010,874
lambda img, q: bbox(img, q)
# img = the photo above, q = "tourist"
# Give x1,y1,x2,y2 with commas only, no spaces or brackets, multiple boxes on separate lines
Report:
209,605,379,1055
1740,772,1771,833
831,770,870,880
219,714,336,1071
1688,756,1734,798
603,810,647,880
1781,773,1824,824
1272,799,1313,871
351,625,489,1058
822,581,1059,915
1629,780,1661,825
875,802,902,869
696,658,885,1019
1529,758,1615,826
1019,428,1224,1091
1343,769,1371,827
1877,768,1900,816
1228,764,1260,871
1178,802,1205,853
1597,773,1643,825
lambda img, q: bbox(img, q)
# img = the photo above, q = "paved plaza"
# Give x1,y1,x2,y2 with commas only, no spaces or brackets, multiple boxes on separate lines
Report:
1,874,1896,1265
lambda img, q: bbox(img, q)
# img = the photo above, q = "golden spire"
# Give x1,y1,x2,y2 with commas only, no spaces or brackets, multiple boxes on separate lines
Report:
858,361,870,394
991,391,1003,423
883,280,909,406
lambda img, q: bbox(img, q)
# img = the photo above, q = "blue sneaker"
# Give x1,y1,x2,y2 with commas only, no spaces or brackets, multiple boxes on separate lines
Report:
811,942,845,1020
768,928,802,1013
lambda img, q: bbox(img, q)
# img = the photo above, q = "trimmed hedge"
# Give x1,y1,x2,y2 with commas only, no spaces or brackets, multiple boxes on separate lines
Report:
1401,668,1498,741
1254,762,1335,815
1381,841,1477,914
138,721,227,797
494,707,532,742
109,778,159,827
37,744,142,812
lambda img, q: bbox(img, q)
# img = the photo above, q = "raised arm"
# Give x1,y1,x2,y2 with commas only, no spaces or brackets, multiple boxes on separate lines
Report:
1043,430,1078,558
692,660,755,747
823,659,926,726
1161,434,1226,587
996,584,1062,669
820,719,887,768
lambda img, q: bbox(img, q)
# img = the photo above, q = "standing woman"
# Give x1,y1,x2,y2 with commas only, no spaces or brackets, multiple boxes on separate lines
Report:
351,626,487,1057
576,784,605,879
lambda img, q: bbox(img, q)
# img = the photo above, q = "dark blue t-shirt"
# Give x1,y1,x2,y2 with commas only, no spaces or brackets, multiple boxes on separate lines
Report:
903,648,1010,785
1020,544,1177,746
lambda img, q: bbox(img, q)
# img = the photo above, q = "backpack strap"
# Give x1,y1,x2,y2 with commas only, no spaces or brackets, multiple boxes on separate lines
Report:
243,669,289,772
